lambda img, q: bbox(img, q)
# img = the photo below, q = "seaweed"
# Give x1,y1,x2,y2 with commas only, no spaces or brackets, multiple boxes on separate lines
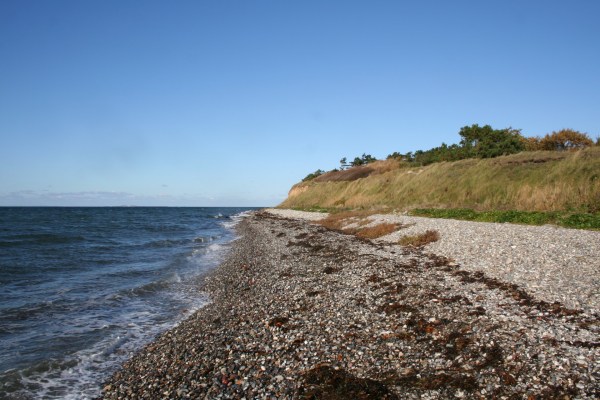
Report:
298,365,399,400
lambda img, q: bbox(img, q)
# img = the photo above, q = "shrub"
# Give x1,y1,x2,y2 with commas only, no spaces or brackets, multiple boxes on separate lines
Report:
539,129,593,151
355,223,399,239
521,136,543,151
459,124,525,158
399,230,440,247
302,169,325,182
350,153,377,167
315,210,377,231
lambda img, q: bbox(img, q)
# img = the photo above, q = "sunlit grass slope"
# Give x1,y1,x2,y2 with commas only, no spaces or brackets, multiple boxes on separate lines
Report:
279,147,600,214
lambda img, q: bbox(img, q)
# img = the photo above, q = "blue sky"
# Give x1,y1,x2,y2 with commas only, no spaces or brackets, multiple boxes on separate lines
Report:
1,0,599,206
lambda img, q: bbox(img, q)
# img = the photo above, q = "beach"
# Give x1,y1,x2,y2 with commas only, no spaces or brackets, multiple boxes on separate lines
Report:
101,210,599,399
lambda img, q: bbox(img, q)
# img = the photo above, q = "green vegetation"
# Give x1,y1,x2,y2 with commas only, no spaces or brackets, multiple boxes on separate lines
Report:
388,124,526,165
339,154,378,170
410,209,600,230
302,169,325,182
386,125,594,166
311,125,596,176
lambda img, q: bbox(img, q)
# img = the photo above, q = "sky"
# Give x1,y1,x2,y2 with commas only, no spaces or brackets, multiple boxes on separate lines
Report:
1,0,599,206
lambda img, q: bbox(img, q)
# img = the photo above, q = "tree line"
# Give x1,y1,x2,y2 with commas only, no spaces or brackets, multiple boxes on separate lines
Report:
387,125,596,166
303,124,598,181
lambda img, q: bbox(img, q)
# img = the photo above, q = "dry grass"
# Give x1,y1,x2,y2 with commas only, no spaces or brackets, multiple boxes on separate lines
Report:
314,159,404,183
315,210,378,231
399,230,440,247
355,223,399,239
491,151,568,166
315,211,400,239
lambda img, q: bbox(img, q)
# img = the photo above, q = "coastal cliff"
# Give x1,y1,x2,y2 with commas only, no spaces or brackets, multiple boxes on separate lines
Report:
280,147,600,213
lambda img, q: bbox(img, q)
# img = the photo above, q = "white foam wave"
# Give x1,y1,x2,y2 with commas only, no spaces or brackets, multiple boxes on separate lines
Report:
1,209,251,399
11,294,211,400
220,210,253,229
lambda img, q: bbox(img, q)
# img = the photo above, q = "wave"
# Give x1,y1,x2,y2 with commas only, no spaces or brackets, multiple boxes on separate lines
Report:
0,299,72,325
193,235,213,243
128,273,182,297
220,210,254,229
142,238,190,249
0,207,256,399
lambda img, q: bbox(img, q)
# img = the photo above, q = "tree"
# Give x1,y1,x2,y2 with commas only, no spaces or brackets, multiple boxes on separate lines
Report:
539,129,594,151
361,153,377,164
351,157,364,167
458,124,525,158
339,157,349,170
349,153,377,167
302,169,325,181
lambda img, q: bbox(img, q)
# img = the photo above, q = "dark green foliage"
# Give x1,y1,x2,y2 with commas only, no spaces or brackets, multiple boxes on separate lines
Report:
411,208,600,230
386,124,525,165
350,153,377,166
351,157,363,166
339,157,349,170
302,169,325,182
458,124,525,158
387,143,469,166
560,213,600,229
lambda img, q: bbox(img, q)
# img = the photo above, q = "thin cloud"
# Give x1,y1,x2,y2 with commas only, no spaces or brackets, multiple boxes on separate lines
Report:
0,190,265,207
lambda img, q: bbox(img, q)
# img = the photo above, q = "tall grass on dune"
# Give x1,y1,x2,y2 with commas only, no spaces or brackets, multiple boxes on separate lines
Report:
281,147,600,215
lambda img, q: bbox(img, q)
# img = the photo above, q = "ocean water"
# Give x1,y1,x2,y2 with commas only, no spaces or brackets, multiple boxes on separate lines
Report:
0,207,256,399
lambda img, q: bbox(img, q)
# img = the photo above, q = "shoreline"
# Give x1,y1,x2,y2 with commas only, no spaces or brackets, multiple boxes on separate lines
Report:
101,210,599,399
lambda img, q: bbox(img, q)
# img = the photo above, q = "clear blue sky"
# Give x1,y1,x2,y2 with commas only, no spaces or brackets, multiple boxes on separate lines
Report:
1,0,599,206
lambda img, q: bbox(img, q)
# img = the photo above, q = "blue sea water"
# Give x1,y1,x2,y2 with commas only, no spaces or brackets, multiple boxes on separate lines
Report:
0,207,256,399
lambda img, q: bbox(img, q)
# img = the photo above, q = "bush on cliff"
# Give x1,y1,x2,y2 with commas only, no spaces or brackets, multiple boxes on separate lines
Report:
303,169,325,182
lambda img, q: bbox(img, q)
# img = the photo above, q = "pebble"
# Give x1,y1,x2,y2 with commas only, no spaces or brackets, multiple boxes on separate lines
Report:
100,210,599,399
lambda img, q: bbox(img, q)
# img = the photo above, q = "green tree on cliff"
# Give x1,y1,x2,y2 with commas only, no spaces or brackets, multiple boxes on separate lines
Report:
459,124,525,158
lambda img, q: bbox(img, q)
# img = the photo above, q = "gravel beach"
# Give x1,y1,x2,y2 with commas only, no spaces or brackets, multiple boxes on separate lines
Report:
102,210,599,399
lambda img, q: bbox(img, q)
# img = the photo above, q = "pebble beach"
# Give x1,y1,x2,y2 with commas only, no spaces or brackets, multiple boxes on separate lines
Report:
101,209,599,399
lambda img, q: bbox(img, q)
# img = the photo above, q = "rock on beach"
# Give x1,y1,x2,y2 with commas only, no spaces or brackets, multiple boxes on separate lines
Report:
101,210,599,399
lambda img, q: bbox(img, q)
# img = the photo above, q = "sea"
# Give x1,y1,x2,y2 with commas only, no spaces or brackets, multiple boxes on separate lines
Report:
0,207,257,399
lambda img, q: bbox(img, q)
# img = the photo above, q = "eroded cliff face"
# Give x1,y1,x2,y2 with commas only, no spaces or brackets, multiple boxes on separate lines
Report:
287,183,309,198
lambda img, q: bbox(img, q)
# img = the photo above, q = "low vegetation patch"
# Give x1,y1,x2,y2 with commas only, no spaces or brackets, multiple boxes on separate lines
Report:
399,230,440,248
315,210,379,231
411,209,600,230
298,365,398,400
355,223,399,239
315,210,401,239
